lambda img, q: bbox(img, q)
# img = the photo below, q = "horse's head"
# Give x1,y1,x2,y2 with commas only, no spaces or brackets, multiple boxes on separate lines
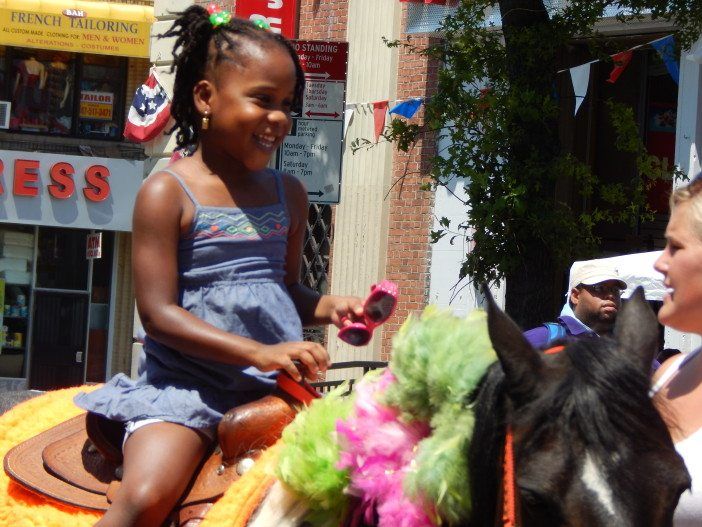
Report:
471,287,690,527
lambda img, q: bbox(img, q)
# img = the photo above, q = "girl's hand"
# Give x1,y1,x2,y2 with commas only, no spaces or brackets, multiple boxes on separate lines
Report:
254,341,330,382
330,296,365,328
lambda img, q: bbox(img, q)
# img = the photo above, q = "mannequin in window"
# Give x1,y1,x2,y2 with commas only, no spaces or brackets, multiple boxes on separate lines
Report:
47,55,73,132
13,57,47,122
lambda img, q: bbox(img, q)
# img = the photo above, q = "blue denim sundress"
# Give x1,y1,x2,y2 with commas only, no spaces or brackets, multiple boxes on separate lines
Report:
75,168,303,430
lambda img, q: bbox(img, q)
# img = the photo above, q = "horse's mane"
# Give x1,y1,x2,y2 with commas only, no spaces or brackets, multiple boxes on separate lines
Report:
466,337,672,526
467,362,506,527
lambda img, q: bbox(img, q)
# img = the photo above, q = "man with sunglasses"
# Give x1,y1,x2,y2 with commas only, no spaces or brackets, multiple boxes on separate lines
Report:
524,261,627,348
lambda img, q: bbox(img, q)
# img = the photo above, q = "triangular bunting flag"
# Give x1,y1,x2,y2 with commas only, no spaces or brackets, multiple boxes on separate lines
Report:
651,35,679,85
343,108,355,138
372,100,389,142
389,98,423,119
607,50,633,83
570,62,592,116
124,70,171,143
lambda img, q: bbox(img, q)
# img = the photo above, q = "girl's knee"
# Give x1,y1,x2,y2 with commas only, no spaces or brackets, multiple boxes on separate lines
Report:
117,479,175,516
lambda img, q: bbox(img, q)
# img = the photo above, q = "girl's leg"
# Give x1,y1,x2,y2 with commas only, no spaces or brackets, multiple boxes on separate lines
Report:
95,422,211,527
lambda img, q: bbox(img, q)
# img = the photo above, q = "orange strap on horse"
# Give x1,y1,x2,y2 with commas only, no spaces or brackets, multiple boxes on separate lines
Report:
544,345,565,355
502,424,518,527
502,344,564,526
276,371,321,404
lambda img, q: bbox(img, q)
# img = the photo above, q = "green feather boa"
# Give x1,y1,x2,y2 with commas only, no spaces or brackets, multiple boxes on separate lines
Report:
384,306,497,523
276,384,355,525
277,306,496,526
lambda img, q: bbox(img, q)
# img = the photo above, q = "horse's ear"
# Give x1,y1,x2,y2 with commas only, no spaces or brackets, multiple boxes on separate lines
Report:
614,286,658,373
482,284,543,402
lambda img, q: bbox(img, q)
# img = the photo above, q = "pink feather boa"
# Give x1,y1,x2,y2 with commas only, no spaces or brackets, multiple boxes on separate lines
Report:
336,370,436,527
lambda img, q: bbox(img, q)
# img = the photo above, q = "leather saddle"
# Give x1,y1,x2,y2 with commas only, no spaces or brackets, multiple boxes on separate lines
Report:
3,374,319,526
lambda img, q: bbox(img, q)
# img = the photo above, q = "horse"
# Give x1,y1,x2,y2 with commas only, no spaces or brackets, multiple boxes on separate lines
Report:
0,287,691,527
468,287,691,526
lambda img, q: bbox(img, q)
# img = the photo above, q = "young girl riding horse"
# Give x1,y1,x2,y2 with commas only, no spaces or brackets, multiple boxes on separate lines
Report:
74,7,363,526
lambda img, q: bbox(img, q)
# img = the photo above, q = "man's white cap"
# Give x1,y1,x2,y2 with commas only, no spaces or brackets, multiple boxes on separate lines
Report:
568,261,627,292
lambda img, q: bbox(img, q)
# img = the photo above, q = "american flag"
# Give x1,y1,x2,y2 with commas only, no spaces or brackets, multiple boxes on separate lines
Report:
123,71,171,143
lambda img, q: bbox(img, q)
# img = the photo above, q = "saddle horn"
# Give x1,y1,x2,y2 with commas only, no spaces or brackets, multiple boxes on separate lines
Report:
482,283,543,404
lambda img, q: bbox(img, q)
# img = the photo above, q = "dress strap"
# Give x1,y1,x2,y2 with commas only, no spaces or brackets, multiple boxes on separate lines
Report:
649,349,701,397
160,168,200,208
271,169,287,207
271,169,293,224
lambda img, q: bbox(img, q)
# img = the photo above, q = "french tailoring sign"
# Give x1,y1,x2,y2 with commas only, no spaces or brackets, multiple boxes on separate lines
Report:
0,7,152,57
0,150,143,231
234,0,297,39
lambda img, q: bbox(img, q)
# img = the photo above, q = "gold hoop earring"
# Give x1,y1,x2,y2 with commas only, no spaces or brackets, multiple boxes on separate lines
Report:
201,111,210,130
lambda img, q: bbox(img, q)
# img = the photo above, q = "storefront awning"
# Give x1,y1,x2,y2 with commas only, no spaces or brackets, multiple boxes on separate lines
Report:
0,0,154,58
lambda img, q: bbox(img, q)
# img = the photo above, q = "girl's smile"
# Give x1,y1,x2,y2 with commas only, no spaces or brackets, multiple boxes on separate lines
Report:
253,133,278,151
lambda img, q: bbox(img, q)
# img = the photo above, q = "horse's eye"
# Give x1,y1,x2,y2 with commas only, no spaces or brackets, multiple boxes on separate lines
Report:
520,488,548,506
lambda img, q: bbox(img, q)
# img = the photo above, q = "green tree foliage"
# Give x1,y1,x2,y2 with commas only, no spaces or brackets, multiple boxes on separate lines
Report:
385,0,701,326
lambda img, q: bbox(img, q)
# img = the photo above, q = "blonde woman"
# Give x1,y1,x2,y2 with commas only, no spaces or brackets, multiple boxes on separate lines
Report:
651,176,702,525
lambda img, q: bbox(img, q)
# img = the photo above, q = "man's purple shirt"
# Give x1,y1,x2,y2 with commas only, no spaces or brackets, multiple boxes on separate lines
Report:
523,316,596,348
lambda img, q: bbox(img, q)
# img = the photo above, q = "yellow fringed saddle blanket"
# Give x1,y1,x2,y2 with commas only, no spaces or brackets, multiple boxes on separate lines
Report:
0,387,285,527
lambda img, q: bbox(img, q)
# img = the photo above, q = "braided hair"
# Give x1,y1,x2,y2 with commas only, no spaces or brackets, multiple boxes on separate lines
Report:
160,5,306,150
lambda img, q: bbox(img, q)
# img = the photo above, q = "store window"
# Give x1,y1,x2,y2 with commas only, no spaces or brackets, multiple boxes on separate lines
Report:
2,47,126,140
78,55,127,140
0,226,35,379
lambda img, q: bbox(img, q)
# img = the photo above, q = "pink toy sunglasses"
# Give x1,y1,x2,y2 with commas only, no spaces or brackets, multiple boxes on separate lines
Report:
337,280,398,346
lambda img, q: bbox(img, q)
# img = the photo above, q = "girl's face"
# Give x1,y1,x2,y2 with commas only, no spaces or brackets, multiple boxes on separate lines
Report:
654,201,702,333
203,42,297,172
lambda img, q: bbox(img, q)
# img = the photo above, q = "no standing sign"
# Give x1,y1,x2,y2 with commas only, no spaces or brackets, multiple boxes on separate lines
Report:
276,41,348,204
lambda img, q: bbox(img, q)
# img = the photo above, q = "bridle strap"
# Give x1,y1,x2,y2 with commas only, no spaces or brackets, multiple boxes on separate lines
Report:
276,371,321,404
544,345,565,355
502,344,565,526
502,424,518,527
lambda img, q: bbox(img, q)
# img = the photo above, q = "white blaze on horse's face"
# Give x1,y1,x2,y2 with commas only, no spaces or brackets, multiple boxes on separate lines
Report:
581,453,618,520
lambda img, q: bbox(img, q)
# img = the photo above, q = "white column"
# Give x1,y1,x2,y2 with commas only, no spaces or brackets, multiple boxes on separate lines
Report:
326,0,401,366
667,36,702,353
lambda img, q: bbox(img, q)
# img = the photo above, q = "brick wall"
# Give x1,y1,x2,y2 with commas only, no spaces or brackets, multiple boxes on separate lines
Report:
298,0,348,40
380,26,441,361
294,1,440,362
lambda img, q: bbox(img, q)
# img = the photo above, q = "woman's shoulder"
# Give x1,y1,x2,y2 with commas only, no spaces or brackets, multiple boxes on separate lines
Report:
652,347,702,396
652,353,686,385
